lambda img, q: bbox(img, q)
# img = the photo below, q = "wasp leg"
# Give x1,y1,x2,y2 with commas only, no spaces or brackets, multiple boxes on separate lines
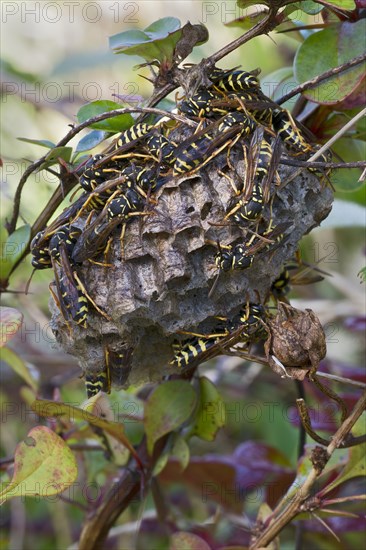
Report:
72,271,112,322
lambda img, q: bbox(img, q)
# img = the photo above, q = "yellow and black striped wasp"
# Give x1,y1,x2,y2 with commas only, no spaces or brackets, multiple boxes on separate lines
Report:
48,226,88,328
170,302,268,369
85,345,134,398
179,88,225,119
207,221,291,298
71,179,154,264
272,109,313,155
145,131,178,167
30,191,90,267
172,111,257,177
207,87,276,127
269,255,329,303
49,225,110,328
209,68,261,92
222,127,282,227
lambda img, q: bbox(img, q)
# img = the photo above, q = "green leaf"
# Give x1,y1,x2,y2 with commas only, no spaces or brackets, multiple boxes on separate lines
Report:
353,412,366,438
171,434,190,471
110,18,182,63
262,67,295,109
330,138,365,191
144,17,181,37
321,443,366,495
237,0,269,7
225,10,268,30
190,377,226,441
0,224,31,280
75,130,109,152
31,397,139,463
153,449,170,477
0,307,23,347
39,147,73,170
1,347,38,392
76,100,134,132
0,426,77,504
153,433,190,476
299,1,324,14
17,138,55,149
144,380,197,455
294,20,366,105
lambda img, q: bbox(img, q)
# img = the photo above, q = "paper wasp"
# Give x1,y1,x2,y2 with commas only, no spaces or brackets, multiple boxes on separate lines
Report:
79,154,106,192
71,182,153,264
179,89,225,118
208,89,276,127
84,345,133,397
210,68,261,92
218,111,256,135
170,302,267,369
49,228,89,328
223,129,282,226
30,192,89,267
272,109,313,155
172,114,256,177
214,242,254,272
208,222,290,297
85,371,110,398
145,132,177,166
173,130,216,176
170,335,224,368
224,179,264,225
49,225,111,328
270,257,328,303
226,303,267,338
30,230,52,269
115,123,153,148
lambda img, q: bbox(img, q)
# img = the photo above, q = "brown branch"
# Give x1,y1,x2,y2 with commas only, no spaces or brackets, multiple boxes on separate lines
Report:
276,53,366,105
250,390,366,549
280,159,366,170
209,6,280,64
296,399,330,446
77,435,168,550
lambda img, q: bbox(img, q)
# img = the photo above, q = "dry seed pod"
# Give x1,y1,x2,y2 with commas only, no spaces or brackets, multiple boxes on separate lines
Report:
50,126,333,389
265,302,327,380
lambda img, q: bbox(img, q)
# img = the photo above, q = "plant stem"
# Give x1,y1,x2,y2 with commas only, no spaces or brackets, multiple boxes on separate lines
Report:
250,391,366,549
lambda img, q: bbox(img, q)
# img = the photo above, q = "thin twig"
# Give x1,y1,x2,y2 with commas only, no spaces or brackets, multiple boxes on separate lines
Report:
210,7,279,64
316,371,366,389
280,159,366,170
250,391,366,549
77,436,167,550
276,53,366,105
296,398,330,446
282,107,366,186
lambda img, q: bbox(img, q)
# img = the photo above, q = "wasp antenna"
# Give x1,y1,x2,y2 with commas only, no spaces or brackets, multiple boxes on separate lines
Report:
25,268,36,295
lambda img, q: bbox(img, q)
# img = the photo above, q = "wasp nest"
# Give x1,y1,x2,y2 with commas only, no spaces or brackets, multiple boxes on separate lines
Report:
45,68,333,390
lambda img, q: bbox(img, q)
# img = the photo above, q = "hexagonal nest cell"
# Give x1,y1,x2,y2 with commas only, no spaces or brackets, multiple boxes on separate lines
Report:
50,157,332,388
40,68,334,391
